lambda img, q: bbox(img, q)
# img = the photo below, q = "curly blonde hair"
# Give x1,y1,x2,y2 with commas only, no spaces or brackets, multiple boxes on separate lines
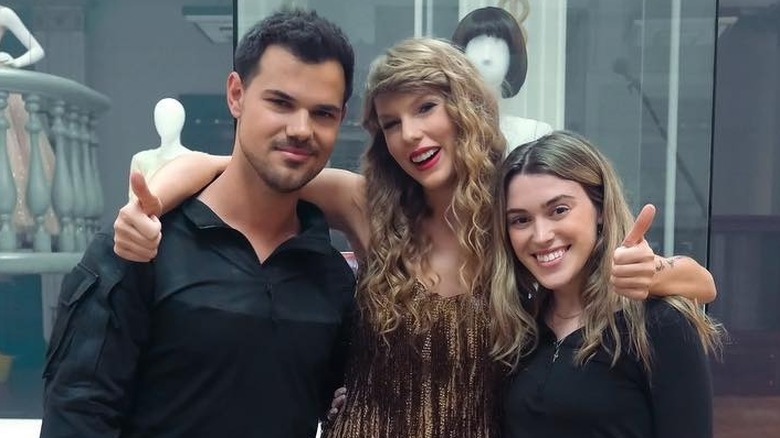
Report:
493,131,723,371
358,38,508,338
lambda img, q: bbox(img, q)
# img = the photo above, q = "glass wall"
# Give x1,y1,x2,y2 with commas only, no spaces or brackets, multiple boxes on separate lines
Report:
708,1,780,436
564,0,716,263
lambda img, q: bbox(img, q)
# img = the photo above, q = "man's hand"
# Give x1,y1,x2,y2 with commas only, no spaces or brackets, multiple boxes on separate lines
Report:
113,172,163,261
611,204,657,300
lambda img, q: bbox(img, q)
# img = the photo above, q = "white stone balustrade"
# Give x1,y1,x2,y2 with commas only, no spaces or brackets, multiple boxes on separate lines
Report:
0,67,110,270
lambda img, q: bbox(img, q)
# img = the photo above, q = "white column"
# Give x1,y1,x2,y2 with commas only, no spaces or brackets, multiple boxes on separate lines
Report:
50,100,75,252
89,116,104,229
663,0,682,256
23,94,52,252
79,113,97,236
67,109,86,251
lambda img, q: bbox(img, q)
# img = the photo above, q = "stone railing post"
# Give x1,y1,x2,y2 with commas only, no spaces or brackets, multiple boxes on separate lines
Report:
24,93,52,252
50,99,75,252
89,115,104,233
0,91,17,251
0,67,110,254
78,112,96,237
67,108,87,251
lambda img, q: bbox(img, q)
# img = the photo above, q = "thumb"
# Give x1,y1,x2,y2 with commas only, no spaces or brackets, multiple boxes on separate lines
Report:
129,172,162,217
622,204,656,247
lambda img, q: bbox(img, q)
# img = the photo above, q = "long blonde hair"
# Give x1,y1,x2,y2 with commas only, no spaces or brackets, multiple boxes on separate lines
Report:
358,38,507,337
493,131,722,371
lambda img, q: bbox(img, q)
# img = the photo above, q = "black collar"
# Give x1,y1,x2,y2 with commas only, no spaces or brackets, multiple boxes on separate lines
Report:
180,197,333,255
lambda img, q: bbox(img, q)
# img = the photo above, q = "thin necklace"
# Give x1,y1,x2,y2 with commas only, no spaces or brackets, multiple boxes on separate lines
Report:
553,310,583,320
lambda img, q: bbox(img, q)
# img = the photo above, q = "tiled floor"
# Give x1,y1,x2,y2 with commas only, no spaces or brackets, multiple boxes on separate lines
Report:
714,396,780,438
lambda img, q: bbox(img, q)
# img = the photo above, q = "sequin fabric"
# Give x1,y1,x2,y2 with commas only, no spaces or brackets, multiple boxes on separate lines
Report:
324,282,502,438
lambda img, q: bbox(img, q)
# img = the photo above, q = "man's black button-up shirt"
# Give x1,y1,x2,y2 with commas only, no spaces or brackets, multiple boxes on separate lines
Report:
41,198,356,438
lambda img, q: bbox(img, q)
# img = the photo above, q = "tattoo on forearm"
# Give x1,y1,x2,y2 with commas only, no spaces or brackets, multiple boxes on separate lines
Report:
655,256,683,272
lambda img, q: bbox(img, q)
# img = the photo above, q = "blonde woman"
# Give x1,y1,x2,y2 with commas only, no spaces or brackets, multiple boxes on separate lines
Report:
113,39,716,437
495,131,722,437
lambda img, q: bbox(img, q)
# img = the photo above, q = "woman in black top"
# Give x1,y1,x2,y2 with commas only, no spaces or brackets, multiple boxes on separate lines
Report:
493,131,723,438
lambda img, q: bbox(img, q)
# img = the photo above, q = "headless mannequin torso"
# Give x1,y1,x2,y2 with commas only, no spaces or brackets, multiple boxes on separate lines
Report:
129,98,191,198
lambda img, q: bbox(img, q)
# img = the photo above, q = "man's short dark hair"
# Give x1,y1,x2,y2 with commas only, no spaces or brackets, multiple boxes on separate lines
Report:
234,9,355,105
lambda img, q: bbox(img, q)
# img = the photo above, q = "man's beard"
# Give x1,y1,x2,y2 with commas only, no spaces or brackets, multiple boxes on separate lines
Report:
242,140,323,193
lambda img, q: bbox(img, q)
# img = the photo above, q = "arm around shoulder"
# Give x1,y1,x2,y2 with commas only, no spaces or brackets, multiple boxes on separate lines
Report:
301,168,368,255
144,152,229,214
649,256,717,303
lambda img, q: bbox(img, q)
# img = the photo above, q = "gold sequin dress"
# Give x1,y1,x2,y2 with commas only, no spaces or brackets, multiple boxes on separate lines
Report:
324,282,502,438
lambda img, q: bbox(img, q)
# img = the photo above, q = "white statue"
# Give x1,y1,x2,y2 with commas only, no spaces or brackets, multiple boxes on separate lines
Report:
0,6,44,68
452,6,552,151
128,98,191,199
1,5,58,235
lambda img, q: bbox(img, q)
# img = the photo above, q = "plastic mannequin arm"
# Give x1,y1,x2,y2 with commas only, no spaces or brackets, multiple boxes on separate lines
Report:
0,7,45,68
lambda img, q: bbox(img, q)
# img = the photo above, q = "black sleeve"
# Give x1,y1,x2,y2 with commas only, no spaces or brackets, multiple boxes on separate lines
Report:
646,299,713,438
319,266,357,422
40,233,154,438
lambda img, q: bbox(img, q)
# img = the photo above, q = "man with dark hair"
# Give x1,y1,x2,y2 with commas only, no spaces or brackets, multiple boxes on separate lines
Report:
40,9,355,438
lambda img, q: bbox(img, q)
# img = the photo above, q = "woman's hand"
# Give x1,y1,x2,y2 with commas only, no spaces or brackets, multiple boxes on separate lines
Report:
327,387,347,421
113,172,163,262
611,204,656,300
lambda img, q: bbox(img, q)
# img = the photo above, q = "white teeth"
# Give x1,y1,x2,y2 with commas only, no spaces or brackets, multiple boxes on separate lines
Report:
536,249,565,263
411,149,438,164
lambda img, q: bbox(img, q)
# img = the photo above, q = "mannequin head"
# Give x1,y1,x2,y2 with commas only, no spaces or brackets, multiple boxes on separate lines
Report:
463,35,510,94
452,7,527,99
153,97,185,146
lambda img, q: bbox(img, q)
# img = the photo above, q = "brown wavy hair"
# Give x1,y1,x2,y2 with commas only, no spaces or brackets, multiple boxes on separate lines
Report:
493,131,723,371
358,38,508,339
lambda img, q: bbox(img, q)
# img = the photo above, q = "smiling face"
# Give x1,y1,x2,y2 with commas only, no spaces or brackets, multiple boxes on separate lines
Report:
505,172,600,296
374,91,458,194
227,44,345,193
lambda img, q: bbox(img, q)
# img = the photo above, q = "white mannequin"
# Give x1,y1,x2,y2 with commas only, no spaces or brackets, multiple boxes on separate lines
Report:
464,34,551,151
0,6,45,68
128,98,191,198
1,5,58,234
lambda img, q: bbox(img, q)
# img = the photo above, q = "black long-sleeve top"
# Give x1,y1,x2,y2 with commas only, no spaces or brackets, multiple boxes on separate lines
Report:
503,299,713,438
40,198,356,438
